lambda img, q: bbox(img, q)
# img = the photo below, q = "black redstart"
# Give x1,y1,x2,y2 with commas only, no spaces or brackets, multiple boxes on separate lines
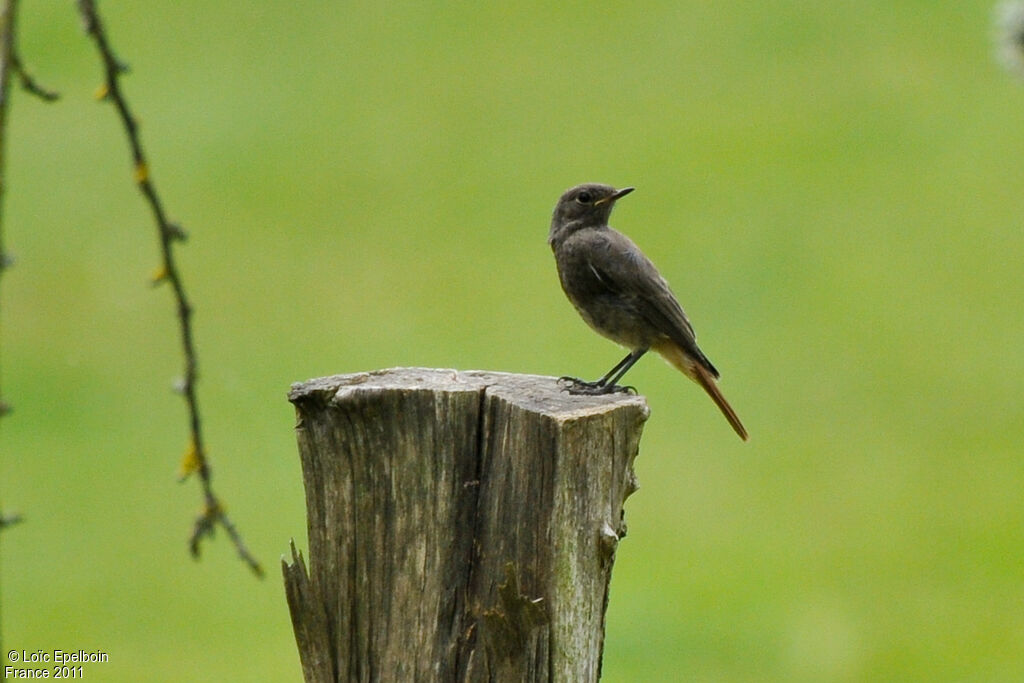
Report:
549,183,748,441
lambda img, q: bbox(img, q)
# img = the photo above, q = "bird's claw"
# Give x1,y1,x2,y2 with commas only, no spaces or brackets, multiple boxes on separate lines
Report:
557,376,636,396
557,376,603,394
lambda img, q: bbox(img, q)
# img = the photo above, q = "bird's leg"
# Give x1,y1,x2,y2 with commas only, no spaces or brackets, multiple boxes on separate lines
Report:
559,351,632,392
603,347,647,389
559,348,647,395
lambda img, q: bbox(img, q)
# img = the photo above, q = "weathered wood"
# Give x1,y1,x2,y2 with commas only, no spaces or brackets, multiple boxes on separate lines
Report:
283,367,648,682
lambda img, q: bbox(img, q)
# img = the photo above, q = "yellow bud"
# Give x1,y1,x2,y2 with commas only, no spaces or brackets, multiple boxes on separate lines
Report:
133,162,149,184
150,265,168,286
94,83,109,100
179,439,201,481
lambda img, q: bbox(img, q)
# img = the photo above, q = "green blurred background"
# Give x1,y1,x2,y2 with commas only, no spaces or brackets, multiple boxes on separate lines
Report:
2,1,1022,680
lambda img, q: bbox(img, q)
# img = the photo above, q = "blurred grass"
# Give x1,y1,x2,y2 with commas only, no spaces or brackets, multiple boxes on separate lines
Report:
1,1,1023,680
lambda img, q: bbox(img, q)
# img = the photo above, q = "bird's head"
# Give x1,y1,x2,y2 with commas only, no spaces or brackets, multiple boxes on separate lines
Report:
548,183,634,246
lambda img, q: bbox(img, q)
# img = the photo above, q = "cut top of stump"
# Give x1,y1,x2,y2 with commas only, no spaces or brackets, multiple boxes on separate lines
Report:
289,367,650,422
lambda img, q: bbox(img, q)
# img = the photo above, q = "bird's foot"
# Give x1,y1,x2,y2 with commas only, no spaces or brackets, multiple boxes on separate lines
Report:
557,376,603,394
557,376,637,396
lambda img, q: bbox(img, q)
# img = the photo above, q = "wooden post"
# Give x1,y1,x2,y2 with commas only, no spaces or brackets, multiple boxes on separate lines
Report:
282,368,648,682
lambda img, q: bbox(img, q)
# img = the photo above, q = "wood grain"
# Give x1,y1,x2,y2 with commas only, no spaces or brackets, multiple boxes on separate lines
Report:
284,368,648,682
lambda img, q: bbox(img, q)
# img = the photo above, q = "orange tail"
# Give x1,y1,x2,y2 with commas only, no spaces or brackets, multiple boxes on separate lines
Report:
692,364,748,441
654,341,749,441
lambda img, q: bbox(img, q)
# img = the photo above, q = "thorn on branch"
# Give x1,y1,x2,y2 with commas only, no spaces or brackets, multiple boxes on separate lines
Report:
166,222,188,242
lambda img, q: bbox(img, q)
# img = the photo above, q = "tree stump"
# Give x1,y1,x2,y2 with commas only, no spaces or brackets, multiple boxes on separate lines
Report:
282,367,649,682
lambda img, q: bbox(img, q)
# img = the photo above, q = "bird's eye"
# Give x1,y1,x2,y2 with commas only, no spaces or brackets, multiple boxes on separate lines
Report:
576,191,593,204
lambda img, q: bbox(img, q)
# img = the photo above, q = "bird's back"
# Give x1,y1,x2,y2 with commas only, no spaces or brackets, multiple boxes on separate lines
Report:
554,226,716,375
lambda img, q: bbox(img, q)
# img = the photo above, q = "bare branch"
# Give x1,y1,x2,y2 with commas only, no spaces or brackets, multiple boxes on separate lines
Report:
0,0,17,427
0,0,16,666
11,53,59,102
76,0,262,577
0,0,57,420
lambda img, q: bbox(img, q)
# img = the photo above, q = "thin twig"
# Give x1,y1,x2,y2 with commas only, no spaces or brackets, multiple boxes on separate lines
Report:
0,0,17,665
76,0,262,577
11,53,59,101
0,0,16,427
0,0,57,656
0,0,56,430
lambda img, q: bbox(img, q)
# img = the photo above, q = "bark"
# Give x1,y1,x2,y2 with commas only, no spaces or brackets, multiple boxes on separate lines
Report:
283,368,648,682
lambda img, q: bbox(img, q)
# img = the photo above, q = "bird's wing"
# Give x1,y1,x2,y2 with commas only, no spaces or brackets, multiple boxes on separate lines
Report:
585,229,719,377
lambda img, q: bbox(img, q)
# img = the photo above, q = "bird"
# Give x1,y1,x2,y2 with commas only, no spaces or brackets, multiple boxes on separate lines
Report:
548,183,748,441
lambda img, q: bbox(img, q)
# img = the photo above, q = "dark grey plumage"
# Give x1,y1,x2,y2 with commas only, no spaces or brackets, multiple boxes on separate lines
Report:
549,183,747,440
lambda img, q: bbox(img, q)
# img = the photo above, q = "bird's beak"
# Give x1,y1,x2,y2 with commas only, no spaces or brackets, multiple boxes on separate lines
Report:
595,187,635,205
